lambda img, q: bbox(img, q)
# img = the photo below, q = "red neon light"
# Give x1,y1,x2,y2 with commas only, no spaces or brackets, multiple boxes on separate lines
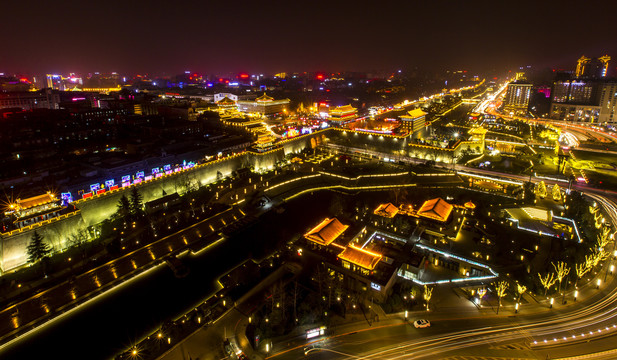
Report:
316,74,324,80
239,73,249,79
83,193,93,199
110,185,119,191
96,189,106,195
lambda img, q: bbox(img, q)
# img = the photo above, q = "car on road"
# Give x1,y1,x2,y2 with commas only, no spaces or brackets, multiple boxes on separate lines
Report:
413,319,431,328
304,344,322,355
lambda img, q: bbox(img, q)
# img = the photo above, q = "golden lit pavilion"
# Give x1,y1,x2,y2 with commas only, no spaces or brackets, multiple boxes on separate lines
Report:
8,192,59,216
374,203,399,218
338,244,382,271
417,198,453,222
305,218,349,246
216,96,237,109
255,93,274,102
329,105,357,123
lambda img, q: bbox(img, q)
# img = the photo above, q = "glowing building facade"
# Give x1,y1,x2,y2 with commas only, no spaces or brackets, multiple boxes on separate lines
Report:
503,82,532,113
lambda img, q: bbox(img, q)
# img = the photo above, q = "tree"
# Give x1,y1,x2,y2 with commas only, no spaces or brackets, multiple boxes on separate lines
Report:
552,184,562,202
552,261,570,293
130,188,144,218
494,281,508,314
538,272,557,296
536,181,547,198
516,283,527,304
116,195,131,221
596,227,614,251
423,285,433,311
575,256,593,288
67,228,89,248
592,249,610,268
27,231,52,264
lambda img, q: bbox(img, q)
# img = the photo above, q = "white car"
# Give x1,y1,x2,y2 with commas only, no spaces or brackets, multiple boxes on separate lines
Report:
413,319,431,328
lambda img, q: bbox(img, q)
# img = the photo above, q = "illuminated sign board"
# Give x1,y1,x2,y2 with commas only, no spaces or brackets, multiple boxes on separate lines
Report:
105,180,115,188
90,184,100,192
306,326,326,339
122,182,130,188
370,282,382,291
136,171,145,179
144,175,153,181
133,178,142,184
61,192,73,205
122,175,131,183
152,168,160,174
155,173,164,178
163,165,171,172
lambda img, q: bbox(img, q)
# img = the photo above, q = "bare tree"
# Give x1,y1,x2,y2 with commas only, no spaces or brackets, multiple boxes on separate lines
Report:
538,272,557,296
494,281,508,314
575,256,593,288
423,285,433,312
552,261,570,293
516,282,527,303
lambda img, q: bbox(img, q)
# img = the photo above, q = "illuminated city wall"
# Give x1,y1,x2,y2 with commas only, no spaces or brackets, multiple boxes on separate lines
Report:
0,132,329,272
1,212,85,272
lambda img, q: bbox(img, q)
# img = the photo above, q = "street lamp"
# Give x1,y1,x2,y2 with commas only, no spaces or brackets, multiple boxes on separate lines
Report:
574,290,578,302
597,279,601,289
515,303,519,313
550,297,554,309
404,310,408,321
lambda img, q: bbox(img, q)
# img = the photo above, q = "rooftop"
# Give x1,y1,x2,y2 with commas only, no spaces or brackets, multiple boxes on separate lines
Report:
255,93,274,102
338,244,382,270
305,218,349,246
374,203,399,218
15,192,57,210
330,105,356,114
403,108,428,119
417,198,453,222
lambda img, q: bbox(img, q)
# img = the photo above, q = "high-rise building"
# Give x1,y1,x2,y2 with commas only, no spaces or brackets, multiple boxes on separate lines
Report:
550,79,617,122
575,55,611,78
598,81,617,123
503,82,532,113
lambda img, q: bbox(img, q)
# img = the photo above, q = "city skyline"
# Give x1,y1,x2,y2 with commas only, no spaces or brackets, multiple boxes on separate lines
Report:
2,1,617,75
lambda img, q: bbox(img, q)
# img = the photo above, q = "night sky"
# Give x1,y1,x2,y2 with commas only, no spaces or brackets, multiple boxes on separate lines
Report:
2,0,617,75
